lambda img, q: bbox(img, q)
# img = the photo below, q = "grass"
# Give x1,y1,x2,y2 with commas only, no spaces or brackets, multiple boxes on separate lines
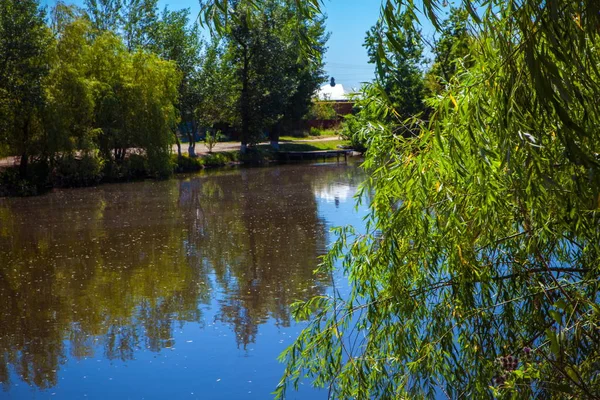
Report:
279,129,340,142
257,139,349,152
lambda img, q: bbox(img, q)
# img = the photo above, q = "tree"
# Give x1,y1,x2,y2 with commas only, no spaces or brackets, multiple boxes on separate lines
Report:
220,0,327,150
200,0,600,398
43,17,98,161
425,7,473,95
83,27,180,176
120,0,158,51
84,0,159,51
83,0,121,32
195,38,237,137
364,11,426,120
277,1,600,399
151,7,203,157
0,0,52,177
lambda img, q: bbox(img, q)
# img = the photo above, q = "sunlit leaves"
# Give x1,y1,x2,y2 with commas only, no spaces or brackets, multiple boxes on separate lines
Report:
274,0,600,398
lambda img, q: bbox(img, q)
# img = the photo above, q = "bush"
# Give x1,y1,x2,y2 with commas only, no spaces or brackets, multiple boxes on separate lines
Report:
202,151,239,167
0,167,40,197
173,154,203,173
53,154,103,188
309,127,322,136
340,115,367,152
123,153,148,179
146,151,173,179
204,129,225,153
307,100,337,120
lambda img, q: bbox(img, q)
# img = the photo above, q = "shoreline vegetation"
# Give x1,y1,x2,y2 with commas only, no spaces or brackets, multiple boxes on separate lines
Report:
0,139,354,197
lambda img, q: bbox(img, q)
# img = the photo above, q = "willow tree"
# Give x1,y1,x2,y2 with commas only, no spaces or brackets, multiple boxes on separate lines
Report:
204,0,600,398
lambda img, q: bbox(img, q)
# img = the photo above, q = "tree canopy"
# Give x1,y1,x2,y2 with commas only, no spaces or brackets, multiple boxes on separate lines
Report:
0,0,327,192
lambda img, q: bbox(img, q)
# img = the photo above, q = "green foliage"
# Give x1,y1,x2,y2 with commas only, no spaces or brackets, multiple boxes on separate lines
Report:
425,7,473,95
173,154,203,173
201,151,237,167
309,127,322,137
151,7,203,148
0,0,52,176
195,38,236,129
204,129,225,153
364,11,426,120
0,167,43,197
307,101,337,121
222,0,328,146
339,114,368,153
173,151,240,173
84,0,159,51
273,1,600,399
54,154,104,187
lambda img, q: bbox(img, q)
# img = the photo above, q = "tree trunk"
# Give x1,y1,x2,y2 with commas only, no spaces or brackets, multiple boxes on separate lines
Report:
174,131,182,158
241,44,250,153
19,118,30,178
270,122,281,150
186,126,196,158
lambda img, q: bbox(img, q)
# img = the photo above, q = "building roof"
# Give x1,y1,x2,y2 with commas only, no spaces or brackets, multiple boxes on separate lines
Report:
317,79,349,101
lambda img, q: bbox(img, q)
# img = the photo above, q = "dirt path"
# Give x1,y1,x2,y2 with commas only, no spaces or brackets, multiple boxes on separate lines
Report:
0,136,343,167
176,135,342,156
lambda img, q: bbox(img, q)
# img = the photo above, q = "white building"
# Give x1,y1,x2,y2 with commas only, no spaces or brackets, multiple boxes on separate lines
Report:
316,78,349,101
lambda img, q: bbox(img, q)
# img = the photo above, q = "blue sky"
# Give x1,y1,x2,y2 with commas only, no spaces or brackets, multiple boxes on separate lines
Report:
39,0,404,89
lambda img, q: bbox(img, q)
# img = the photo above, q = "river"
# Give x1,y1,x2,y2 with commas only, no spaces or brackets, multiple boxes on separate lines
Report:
0,162,366,399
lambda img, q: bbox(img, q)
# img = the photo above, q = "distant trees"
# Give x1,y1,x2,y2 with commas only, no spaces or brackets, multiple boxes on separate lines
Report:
219,0,327,150
364,12,426,120
151,8,203,156
425,7,472,95
0,0,328,193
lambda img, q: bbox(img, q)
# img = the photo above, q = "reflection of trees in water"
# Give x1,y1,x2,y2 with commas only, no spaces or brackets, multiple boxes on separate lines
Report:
178,166,338,348
0,163,361,389
0,181,210,389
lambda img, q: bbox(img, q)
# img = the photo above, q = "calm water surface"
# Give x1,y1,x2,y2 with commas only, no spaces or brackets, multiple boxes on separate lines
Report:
0,163,366,399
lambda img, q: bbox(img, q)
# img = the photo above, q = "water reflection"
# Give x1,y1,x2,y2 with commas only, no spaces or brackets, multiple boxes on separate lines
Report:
0,163,364,397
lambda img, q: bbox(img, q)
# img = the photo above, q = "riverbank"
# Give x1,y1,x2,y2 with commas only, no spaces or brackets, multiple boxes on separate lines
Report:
0,139,356,197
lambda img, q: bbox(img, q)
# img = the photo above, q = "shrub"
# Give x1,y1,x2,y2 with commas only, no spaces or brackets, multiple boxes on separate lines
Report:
54,154,103,187
204,129,225,153
0,167,40,197
202,151,240,167
146,151,173,179
123,153,148,179
340,115,367,152
174,155,203,173
309,127,322,136
307,100,337,120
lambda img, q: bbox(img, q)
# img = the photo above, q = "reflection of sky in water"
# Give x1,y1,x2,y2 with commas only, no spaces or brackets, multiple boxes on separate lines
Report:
314,183,352,205
0,163,366,400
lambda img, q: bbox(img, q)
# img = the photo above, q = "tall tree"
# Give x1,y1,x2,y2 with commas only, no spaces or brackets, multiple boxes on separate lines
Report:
120,0,158,51
0,0,52,177
195,38,236,139
222,0,327,150
84,0,159,51
83,0,121,32
364,12,426,120
43,17,98,161
151,7,203,156
425,7,473,95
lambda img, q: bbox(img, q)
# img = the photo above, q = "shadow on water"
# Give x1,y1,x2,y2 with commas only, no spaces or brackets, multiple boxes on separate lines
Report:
0,162,366,399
